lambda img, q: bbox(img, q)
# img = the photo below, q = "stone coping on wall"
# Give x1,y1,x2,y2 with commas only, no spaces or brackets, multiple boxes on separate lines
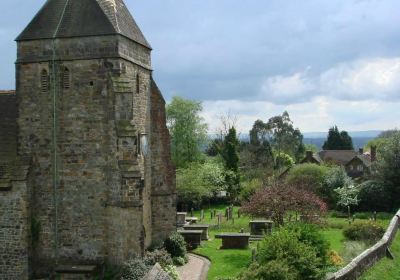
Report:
327,209,400,280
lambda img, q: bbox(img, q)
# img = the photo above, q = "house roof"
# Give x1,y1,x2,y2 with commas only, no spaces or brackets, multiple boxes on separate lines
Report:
346,155,372,168
16,0,151,49
318,150,359,165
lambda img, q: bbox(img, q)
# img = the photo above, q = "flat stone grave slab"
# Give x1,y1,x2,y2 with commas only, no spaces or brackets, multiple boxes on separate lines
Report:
178,230,203,249
249,220,273,236
183,224,210,240
185,217,198,224
215,233,250,249
55,265,97,280
177,212,187,227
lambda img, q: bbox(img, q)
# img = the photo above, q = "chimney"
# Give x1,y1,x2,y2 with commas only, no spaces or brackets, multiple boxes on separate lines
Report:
359,148,364,155
371,146,377,162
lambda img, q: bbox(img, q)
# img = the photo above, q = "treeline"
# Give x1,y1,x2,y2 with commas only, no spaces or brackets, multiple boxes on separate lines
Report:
166,96,400,212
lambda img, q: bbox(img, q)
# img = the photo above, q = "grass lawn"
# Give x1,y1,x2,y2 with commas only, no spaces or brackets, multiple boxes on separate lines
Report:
190,205,392,280
359,232,400,280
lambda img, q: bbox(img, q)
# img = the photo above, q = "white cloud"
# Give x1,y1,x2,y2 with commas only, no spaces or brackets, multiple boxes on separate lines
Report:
201,97,400,134
320,58,400,101
260,69,316,104
259,57,400,105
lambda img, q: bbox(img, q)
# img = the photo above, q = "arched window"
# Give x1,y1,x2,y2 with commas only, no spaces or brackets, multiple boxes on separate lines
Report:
63,67,70,89
136,73,140,94
41,69,48,93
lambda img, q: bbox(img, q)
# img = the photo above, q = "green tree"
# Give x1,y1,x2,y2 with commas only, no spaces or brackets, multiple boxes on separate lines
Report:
166,96,208,168
286,163,330,196
372,131,400,210
322,126,354,150
222,127,241,201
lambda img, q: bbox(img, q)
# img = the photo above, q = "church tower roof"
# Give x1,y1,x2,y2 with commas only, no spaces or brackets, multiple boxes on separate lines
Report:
16,0,151,49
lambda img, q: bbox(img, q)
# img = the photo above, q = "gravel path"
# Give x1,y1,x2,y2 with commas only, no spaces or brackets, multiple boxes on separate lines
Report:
177,253,210,280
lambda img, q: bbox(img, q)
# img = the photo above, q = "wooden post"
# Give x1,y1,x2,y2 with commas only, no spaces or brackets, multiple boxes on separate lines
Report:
217,213,221,229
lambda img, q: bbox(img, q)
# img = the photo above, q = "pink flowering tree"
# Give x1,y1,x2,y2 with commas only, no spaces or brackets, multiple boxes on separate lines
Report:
241,184,327,226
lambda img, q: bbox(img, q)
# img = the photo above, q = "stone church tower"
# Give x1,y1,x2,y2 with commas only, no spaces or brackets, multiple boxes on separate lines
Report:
0,0,176,278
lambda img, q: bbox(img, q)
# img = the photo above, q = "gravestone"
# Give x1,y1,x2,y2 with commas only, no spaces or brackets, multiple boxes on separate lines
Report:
249,220,273,236
144,263,172,280
177,230,202,249
177,212,187,227
183,224,210,240
215,233,250,249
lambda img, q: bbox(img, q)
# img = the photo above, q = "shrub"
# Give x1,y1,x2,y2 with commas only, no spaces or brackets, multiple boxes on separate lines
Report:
357,180,391,212
144,249,173,268
286,223,330,265
286,164,329,194
120,258,150,280
172,256,187,266
323,167,353,207
164,232,187,259
257,229,325,280
341,241,369,263
239,178,263,202
343,221,385,244
164,265,181,280
238,261,298,280
328,250,344,266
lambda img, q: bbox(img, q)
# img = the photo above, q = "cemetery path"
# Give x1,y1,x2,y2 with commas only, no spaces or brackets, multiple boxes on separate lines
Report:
177,253,210,280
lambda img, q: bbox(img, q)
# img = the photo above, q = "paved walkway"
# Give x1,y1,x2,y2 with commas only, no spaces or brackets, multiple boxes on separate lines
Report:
177,253,210,280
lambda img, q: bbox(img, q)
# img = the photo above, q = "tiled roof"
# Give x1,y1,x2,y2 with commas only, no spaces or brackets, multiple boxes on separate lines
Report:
16,0,151,49
318,150,358,165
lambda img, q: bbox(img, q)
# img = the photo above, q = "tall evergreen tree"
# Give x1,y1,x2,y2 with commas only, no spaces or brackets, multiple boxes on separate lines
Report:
323,126,354,150
222,127,241,201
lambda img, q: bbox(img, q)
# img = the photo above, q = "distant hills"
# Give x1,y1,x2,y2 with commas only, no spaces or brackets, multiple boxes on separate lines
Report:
234,130,382,151
303,131,381,150
303,130,382,139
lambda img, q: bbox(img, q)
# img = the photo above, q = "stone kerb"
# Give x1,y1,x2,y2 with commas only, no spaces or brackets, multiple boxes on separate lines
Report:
327,209,400,280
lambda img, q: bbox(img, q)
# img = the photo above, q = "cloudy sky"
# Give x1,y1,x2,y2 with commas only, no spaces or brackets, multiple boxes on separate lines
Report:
1,0,400,133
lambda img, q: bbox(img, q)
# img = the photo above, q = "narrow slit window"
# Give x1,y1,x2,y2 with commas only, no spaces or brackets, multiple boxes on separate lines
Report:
63,67,70,89
136,73,140,94
41,69,48,93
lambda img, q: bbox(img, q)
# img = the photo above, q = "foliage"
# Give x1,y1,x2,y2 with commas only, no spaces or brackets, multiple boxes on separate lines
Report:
249,112,305,165
166,96,208,168
335,185,360,208
164,232,187,259
328,250,344,266
222,127,240,172
274,152,295,169
286,223,330,265
257,229,325,280
341,241,370,263
144,249,173,268
238,261,298,280
172,256,187,266
176,159,227,208
120,258,150,280
343,221,385,244
323,167,353,207
372,131,400,211
163,265,181,280
357,180,391,212
221,127,241,202
286,164,329,195
305,144,319,153
239,178,263,202
323,126,354,150
241,185,327,226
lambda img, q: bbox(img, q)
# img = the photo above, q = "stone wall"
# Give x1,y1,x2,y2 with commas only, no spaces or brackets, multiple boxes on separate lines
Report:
0,91,17,162
328,210,400,280
150,80,177,244
0,180,30,280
